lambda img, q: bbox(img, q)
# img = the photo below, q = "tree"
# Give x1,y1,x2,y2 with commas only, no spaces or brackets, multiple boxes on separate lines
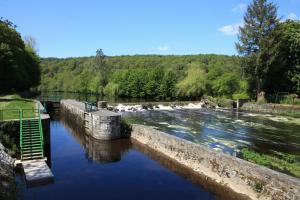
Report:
95,49,108,90
0,18,40,92
277,20,300,94
176,63,207,99
236,0,279,96
24,36,38,52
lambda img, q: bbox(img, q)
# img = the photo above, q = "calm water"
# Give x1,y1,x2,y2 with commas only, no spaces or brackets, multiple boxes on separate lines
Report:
16,116,221,200
123,108,300,158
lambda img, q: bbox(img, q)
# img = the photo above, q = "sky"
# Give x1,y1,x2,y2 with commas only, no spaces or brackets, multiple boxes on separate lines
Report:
1,0,299,58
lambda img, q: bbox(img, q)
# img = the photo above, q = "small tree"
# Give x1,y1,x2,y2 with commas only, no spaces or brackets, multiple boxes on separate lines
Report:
95,49,108,91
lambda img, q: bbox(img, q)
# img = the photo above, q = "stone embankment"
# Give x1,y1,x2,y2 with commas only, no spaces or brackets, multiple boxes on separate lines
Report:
0,142,16,199
131,124,300,200
241,102,300,114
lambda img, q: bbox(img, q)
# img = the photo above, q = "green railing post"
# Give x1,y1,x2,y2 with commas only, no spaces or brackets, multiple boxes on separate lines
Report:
38,103,44,157
19,109,23,160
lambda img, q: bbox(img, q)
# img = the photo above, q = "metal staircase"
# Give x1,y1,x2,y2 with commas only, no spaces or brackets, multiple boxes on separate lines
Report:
20,108,44,161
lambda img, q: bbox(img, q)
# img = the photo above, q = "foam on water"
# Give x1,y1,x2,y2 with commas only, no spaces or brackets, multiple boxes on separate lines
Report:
113,102,205,112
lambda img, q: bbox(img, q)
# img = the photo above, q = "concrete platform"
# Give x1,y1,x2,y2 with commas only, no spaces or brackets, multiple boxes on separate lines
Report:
22,159,54,187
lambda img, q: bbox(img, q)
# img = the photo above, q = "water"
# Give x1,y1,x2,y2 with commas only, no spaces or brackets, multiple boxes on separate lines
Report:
16,115,239,200
123,108,300,158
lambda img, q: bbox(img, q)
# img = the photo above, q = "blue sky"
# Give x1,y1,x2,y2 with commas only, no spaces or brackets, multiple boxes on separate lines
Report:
1,0,299,58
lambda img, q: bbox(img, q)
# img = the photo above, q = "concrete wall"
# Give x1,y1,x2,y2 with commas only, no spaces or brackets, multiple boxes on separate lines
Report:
131,124,300,200
242,102,300,114
61,100,121,140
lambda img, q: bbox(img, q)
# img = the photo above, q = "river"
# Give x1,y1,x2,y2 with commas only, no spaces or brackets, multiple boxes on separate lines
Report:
16,113,247,200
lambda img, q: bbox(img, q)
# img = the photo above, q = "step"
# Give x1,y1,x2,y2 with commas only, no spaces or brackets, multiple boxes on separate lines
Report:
23,130,40,132
23,131,40,134
22,125,39,127
22,152,43,157
22,144,42,148
22,155,43,160
23,136,41,140
22,123,39,125
23,146,42,150
23,128,40,130
23,149,42,154
22,140,41,144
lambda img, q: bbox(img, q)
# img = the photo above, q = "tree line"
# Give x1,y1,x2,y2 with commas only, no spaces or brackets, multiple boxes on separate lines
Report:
40,54,247,100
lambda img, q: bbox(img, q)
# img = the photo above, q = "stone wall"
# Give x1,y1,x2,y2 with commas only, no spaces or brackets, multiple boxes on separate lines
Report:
0,141,16,199
131,124,300,200
61,100,121,140
241,102,300,114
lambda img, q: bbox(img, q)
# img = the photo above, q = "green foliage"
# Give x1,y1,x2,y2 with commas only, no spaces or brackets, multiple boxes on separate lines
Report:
40,53,246,99
0,122,19,156
236,0,279,95
104,82,119,97
242,148,270,166
120,118,132,138
176,63,207,98
242,148,300,178
0,173,17,200
278,94,300,106
0,18,40,92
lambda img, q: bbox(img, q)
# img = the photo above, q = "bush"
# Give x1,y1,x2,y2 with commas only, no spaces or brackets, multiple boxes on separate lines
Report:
0,122,19,156
242,148,270,166
120,118,132,138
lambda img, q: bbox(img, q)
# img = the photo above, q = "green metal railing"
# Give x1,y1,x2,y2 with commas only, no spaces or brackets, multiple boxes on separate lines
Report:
38,104,44,157
19,109,23,157
37,95,62,103
0,104,44,160
84,101,98,112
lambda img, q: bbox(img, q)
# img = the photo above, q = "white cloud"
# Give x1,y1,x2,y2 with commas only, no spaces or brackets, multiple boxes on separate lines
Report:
287,13,298,20
218,23,243,36
157,45,169,51
232,3,246,12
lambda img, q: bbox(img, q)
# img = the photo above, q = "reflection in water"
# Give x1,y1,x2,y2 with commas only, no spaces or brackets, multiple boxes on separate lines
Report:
123,109,300,158
17,116,228,200
60,113,131,163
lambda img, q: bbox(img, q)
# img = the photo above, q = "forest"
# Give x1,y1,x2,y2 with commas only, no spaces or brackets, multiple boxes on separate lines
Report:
39,54,247,100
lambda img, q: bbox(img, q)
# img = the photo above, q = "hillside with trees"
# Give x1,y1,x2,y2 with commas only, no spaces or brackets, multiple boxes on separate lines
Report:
40,54,248,100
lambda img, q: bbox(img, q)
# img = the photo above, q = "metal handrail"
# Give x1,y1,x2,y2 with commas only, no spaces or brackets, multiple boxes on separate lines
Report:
0,108,40,121
19,109,23,159
38,103,44,157
84,101,98,112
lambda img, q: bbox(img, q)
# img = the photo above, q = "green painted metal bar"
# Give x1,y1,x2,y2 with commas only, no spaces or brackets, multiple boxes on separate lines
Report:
38,103,44,157
20,109,23,160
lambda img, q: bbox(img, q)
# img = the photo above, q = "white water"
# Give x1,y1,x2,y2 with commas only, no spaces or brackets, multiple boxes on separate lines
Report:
111,102,205,112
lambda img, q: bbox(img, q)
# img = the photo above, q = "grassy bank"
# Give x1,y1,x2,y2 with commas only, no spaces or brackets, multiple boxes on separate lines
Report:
0,94,35,120
241,148,300,178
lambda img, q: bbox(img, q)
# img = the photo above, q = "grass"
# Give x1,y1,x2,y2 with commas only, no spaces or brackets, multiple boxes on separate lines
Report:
0,94,36,120
241,148,300,178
